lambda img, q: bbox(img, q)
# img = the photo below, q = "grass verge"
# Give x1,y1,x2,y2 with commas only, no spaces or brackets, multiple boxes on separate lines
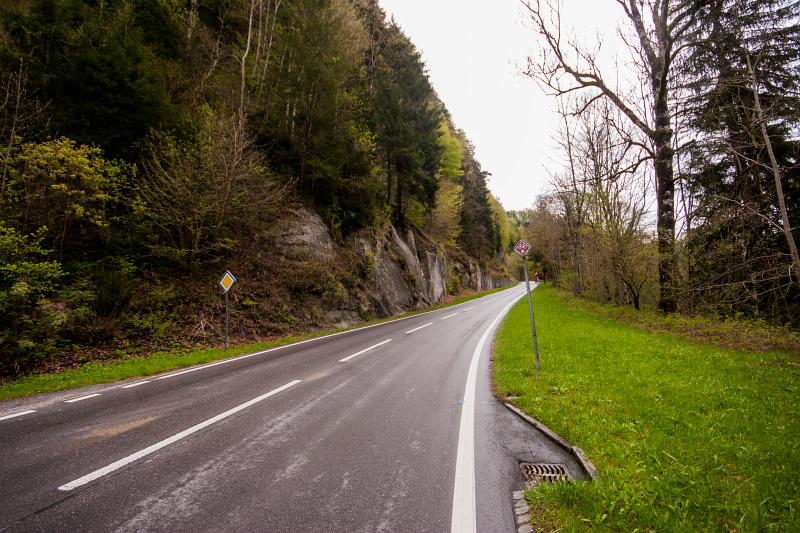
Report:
493,284,799,532
0,285,512,401
554,290,800,355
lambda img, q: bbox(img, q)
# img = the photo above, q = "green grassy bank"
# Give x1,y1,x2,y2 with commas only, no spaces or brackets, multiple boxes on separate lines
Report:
0,286,510,401
493,285,799,532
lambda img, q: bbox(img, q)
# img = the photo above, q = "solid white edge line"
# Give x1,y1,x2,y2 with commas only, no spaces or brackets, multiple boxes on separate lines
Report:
151,287,515,382
0,410,36,422
405,322,433,334
121,381,151,389
451,290,525,533
64,393,102,403
441,313,459,320
58,379,301,491
338,339,393,363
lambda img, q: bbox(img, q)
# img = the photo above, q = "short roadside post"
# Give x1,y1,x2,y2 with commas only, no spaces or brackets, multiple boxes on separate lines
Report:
219,270,236,350
513,239,540,371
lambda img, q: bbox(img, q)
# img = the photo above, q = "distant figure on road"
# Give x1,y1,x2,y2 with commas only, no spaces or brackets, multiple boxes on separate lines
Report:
534,272,541,282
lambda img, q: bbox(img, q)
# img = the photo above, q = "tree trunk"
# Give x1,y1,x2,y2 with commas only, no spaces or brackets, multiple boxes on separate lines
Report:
187,0,199,40
395,174,403,227
385,149,392,206
0,65,24,209
746,55,800,285
239,0,256,124
653,96,677,313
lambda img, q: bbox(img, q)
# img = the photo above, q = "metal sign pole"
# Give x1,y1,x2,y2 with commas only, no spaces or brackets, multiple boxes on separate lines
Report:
224,290,229,351
522,256,540,371
219,270,236,352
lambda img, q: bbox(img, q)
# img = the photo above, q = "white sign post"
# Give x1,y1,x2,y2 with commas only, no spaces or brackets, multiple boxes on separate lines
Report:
514,240,540,371
219,271,236,350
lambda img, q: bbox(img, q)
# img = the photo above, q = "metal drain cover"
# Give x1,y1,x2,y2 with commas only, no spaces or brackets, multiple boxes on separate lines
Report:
519,463,571,485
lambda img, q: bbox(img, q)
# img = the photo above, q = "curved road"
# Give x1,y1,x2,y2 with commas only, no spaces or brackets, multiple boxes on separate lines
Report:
0,284,576,532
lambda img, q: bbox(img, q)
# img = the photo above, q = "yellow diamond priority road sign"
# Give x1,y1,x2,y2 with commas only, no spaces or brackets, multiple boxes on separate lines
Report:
219,270,236,293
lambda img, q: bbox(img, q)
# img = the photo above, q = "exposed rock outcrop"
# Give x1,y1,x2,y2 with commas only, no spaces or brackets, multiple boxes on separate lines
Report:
269,206,510,327
349,223,510,320
272,208,335,263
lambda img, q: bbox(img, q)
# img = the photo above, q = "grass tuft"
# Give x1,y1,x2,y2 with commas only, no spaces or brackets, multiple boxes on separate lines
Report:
493,284,800,532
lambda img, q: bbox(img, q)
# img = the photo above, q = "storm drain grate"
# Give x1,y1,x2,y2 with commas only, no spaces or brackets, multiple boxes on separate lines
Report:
519,463,571,485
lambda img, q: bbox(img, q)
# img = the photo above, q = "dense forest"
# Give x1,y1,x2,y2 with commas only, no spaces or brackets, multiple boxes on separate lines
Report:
520,0,799,326
0,0,521,375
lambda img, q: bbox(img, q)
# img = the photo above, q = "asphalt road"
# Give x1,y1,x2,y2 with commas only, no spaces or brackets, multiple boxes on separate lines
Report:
0,284,579,532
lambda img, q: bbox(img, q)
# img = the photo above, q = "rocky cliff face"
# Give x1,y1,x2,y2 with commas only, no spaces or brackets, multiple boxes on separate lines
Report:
273,207,510,326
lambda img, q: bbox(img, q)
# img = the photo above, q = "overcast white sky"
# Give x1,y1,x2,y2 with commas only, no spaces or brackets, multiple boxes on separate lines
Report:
379,0,621,212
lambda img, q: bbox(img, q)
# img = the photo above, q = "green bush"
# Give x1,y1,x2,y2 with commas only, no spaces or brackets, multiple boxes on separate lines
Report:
447,275,461,295
0,223,63,373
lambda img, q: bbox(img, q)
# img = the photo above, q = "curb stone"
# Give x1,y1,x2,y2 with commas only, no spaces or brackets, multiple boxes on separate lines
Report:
571,443,598,479
504,402,598,481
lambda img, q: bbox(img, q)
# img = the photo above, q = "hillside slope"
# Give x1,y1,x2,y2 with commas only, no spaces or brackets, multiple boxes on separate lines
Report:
0,0,521,376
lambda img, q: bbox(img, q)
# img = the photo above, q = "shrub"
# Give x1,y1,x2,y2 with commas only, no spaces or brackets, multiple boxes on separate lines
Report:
0,223,63,373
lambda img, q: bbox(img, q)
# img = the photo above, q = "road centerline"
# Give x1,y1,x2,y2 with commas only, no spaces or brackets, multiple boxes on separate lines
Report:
64,394,102,403
58,379,302,492
0,410,36,422
405,322,433,334
338,339,393,363
121,381,151,389
441,313,459,320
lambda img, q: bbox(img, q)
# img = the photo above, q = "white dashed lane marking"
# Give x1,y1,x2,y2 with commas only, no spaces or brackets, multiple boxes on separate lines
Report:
121,381,151,389
339,339,393,363
58,380,302,491
64,394,102,403
405,323,433,334
0,410,36,422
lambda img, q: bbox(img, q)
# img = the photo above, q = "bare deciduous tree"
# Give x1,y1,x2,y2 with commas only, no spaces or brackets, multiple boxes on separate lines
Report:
551,96,655,308
140,111,286,270
744,53,800,284
521,0,705,312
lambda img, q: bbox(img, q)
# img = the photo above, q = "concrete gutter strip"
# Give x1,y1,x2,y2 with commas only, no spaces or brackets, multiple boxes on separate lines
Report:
504,402,598,481
570,445,598,479
504,403,571,450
